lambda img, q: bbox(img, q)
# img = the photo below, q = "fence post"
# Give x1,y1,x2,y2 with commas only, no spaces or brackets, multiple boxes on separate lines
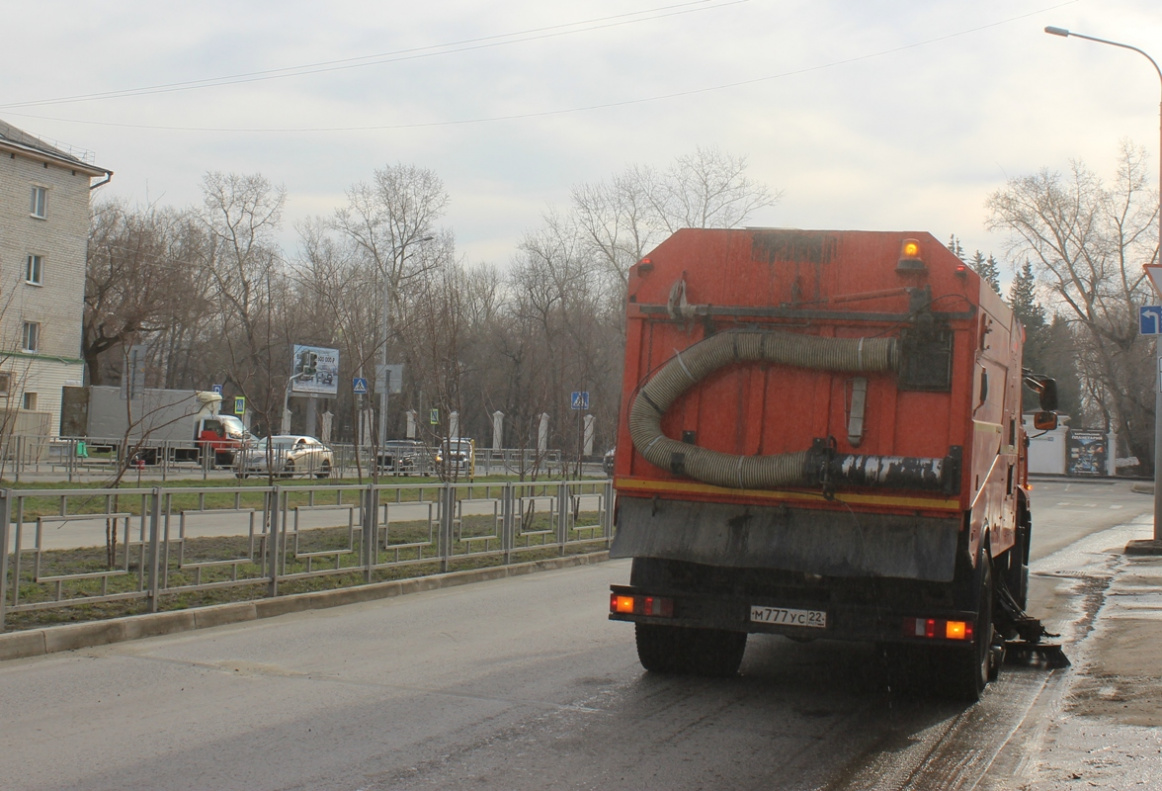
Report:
267,486,281,598
363,483,379,584
502,482,514,565
0,489,10,632
439,483,453,573
557,480,569,555
147,488,163,612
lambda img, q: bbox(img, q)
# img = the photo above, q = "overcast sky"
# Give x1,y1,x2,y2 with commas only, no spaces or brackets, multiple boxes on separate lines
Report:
3,0,1160,276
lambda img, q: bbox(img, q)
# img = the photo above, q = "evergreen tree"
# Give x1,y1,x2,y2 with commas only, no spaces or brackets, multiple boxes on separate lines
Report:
970,250,1002,295
1009,259,1044,331
946,234,965,261
1022,314,1083,418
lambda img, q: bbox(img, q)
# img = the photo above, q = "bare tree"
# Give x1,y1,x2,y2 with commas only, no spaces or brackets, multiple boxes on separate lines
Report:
198,171,290,441
650,146,782,232
986,142,1159,470
398,263,470,479
332,164,449,451
84,201,211,386
571,146,780,292
292,217,379,473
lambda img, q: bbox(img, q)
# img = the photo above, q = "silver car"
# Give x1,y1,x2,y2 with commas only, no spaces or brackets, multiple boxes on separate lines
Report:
237,435,334,479
377,439,432,476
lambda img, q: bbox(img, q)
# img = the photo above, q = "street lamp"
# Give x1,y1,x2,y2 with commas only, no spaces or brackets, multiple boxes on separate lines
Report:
1045,26,1162,552
379,234,434,448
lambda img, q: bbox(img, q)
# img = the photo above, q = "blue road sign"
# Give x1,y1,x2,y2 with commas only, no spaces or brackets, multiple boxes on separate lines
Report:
571,391,590,410
353,377,368,394
1140,306,1162,335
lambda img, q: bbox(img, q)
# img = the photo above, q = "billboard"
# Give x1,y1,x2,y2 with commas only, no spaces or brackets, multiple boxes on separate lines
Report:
1067,429,1107,477
292,345,339,396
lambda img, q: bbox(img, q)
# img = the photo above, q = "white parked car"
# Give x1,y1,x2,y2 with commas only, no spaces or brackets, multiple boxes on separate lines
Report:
237,435,334,479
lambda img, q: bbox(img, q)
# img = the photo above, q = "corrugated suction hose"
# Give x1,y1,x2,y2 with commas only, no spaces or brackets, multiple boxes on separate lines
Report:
629,330,899,490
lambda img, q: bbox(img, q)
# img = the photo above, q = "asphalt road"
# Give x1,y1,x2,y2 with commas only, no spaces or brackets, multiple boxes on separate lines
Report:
0,478,1151,791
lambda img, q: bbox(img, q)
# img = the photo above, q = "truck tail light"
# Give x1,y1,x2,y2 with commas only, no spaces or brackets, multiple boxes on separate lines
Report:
610,593,674,617
902,617,973,641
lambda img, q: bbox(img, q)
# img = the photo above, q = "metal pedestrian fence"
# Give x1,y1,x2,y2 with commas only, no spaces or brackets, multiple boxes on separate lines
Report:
0,479,614,632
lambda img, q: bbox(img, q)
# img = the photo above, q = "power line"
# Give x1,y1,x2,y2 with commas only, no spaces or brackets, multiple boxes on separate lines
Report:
6,1,1076,135
0,1,746,110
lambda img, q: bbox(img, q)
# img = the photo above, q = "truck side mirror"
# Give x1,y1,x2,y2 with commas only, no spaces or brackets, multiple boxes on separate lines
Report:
1032,411,1058,431
1037,379,1058,411
1022,371,1058,411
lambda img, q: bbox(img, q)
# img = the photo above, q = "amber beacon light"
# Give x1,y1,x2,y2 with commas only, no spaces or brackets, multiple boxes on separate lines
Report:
896,237,926,273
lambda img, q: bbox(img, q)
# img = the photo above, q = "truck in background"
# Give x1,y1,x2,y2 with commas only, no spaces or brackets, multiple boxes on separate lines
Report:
60,385,250,466
608,229,1060,700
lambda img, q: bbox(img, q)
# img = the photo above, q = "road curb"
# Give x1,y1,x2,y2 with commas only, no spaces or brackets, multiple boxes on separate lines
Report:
0,551,611,662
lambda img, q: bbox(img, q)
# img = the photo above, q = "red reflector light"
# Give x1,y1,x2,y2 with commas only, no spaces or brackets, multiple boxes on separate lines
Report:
903,617,974,641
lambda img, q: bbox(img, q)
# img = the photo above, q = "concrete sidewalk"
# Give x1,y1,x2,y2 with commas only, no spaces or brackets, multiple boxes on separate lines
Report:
986,517,1162,790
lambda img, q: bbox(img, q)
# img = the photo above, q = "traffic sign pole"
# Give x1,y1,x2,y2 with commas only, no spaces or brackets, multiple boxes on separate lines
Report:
1155,336,1162,546
1130,290,1162,552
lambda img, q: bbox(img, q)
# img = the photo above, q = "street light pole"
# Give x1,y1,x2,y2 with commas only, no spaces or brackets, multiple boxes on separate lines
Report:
1046,26,1162,551
282,372,305,435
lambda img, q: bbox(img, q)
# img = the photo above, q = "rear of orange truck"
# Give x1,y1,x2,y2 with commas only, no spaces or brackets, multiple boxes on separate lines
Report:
608,229,1059,700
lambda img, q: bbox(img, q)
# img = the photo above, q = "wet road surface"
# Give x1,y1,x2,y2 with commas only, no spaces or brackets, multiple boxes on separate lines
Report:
0,479,1150,791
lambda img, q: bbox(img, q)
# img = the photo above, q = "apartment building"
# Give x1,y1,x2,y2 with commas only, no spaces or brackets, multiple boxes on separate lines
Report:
0,119,111,437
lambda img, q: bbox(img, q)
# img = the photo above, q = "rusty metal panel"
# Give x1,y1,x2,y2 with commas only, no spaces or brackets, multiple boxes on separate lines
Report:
611,496,959,582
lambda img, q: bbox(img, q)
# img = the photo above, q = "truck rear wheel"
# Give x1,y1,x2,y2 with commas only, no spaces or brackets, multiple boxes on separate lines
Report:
635,624,747,677
936,554,995,702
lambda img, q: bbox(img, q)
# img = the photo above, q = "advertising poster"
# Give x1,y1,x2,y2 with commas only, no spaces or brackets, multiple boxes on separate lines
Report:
1067,430,1107,477
291,345,339,396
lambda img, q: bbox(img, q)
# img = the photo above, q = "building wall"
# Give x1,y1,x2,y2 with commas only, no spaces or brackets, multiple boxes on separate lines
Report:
0,143,95,434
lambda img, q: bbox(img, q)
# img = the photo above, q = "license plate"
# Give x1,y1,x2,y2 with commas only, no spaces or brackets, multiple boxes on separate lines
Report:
750,605,827,629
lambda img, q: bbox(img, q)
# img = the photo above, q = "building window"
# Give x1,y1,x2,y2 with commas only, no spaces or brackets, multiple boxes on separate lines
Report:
30,186,47,218
23,392,37,411
0,373,10,396
26,254,43,285
22,321,39,352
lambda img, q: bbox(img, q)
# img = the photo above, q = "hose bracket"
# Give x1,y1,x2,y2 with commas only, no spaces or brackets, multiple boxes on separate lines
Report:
807,437,839,500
